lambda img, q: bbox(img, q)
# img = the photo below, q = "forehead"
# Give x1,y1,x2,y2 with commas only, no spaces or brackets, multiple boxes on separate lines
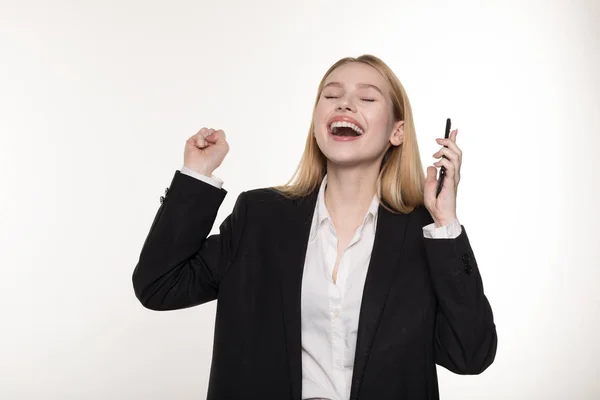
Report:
324,62,388,90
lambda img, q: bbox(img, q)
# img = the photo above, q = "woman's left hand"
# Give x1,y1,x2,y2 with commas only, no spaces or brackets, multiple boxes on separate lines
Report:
424,129,461,227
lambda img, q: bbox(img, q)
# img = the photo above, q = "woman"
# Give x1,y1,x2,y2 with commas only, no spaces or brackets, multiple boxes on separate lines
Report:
132,54,497,400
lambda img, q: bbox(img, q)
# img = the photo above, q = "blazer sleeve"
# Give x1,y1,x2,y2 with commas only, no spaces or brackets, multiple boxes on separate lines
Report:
420,208,498,374
132,170,248,311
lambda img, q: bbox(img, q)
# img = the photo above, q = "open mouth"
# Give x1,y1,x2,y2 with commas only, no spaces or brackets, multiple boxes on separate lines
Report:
329,121,364,137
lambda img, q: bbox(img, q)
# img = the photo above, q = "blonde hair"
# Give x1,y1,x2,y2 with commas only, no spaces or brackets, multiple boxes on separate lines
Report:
273,54,425,214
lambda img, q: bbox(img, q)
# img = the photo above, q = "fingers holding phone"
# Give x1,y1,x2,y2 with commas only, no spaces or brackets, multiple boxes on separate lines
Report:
434,128,461,193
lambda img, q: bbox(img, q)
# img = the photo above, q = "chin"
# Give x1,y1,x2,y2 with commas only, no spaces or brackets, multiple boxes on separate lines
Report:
320,146,387,171
320,149,367,167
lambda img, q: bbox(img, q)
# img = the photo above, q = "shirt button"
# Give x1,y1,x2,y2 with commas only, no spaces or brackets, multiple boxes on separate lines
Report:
335,359,342,367
332,309,340,318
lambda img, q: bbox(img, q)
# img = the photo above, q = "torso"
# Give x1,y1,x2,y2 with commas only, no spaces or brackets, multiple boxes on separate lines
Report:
331,220,363,284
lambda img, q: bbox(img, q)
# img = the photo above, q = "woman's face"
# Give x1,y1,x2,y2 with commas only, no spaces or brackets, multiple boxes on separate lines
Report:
313,62,403,168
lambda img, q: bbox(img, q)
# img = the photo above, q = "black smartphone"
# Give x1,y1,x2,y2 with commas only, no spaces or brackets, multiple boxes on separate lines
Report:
435,118,451,198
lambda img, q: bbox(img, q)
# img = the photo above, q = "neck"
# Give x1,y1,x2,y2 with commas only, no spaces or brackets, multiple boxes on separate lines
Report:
324,163,380,227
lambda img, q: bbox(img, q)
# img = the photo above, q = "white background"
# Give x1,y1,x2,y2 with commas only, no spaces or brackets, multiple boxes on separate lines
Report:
1,0,599,398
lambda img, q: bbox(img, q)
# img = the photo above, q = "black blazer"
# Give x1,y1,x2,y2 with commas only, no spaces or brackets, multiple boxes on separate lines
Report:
132,171,497,400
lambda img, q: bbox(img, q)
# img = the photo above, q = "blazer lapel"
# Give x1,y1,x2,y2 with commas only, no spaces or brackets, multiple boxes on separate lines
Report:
277,189,318,400
349,206,410,400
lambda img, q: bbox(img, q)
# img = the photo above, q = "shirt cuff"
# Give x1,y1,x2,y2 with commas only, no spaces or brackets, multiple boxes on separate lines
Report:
180,166,224,189
422,218,462,239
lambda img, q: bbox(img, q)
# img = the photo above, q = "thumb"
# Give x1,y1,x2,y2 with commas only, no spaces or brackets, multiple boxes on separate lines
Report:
426,166,438,184
206,129,226,144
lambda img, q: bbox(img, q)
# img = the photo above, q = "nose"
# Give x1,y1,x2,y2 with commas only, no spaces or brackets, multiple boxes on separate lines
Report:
336,95,356,112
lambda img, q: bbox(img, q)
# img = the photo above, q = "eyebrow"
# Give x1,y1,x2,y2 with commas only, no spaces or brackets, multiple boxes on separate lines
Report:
323,81,384,96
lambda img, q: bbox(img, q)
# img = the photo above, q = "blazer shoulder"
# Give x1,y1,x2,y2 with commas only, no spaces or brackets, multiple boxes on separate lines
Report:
411,204,435,227
242,186,317,215
242,186,295,210
244,186,286,203
245,184,318,201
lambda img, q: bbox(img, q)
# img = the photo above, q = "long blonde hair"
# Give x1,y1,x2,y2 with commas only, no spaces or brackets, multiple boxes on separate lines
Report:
273,54,425,214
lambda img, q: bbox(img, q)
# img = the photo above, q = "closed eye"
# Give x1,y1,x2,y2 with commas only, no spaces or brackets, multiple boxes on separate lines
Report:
323,95,374,102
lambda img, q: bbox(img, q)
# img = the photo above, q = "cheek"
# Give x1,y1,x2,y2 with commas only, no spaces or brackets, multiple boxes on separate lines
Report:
366,108,392,135
313,105,329,134
314,102,327,120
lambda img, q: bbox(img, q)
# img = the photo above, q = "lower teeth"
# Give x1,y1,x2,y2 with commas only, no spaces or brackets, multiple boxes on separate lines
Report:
333,129,359,137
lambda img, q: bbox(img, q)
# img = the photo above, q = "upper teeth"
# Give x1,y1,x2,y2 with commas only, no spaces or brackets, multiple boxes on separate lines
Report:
330,121,364,135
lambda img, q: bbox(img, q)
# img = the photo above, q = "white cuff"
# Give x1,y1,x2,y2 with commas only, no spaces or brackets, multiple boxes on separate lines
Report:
180,166,224,189
422,218,462,239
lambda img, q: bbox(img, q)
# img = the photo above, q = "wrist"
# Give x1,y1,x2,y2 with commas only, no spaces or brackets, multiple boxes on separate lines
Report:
434,215,457,228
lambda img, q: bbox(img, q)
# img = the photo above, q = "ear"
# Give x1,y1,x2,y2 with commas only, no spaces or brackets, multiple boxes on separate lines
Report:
389,120,404,146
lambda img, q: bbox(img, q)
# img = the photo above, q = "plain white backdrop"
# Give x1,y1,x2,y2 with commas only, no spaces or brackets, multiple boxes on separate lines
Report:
1,0,599,398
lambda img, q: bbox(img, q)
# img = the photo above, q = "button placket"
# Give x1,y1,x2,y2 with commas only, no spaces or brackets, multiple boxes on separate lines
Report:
462,253,473,274
160,187,170,204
